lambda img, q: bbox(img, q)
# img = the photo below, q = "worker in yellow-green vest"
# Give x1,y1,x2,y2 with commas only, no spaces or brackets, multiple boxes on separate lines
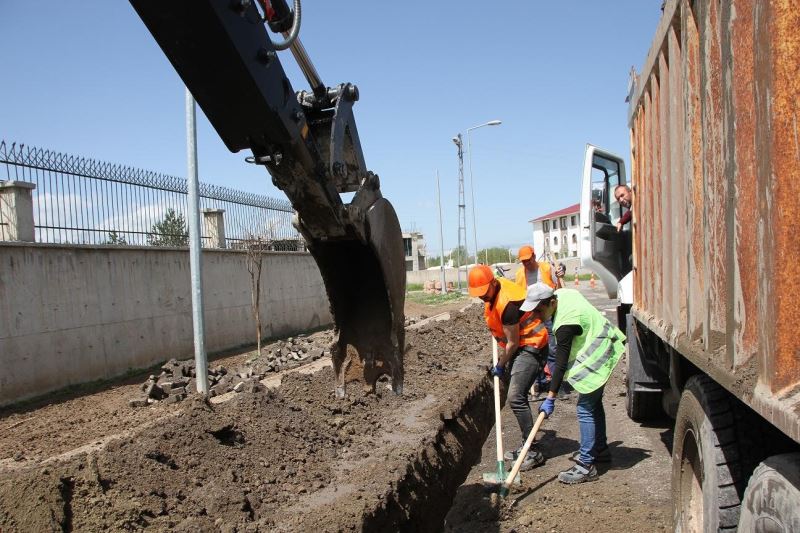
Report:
520,283,626,484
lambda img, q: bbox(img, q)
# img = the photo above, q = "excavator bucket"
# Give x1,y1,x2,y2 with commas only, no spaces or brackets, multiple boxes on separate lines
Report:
128,0,406,398
305,198,405,398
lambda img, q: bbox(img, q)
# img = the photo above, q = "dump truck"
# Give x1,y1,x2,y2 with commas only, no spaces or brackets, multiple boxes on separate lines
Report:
129,0,406,398
581,0,800,530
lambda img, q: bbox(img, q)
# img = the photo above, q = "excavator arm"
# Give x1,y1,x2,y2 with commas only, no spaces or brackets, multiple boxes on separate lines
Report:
129,0,405,397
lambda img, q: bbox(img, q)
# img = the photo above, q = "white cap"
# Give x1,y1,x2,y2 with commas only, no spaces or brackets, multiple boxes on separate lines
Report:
520,282,554,312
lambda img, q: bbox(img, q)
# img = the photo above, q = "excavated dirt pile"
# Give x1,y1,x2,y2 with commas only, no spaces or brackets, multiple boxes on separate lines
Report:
0,307,494,532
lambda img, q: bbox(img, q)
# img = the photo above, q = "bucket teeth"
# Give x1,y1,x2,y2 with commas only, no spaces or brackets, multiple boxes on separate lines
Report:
307,199,405,398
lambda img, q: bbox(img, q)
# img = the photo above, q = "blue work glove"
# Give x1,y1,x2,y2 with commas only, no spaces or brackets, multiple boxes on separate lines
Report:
490,364,505,378
539,397,556,418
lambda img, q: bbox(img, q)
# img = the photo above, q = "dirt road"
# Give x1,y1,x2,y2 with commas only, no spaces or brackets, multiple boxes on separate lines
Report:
0,296,489,531
0,286,673,531
445,284,674,532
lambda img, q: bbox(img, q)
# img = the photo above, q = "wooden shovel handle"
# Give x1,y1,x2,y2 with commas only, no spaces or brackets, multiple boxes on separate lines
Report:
504,411,547,486
492,338,505,464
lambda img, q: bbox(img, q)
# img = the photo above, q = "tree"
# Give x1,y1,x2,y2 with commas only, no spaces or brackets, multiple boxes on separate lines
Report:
147,208,189,247
481,247,513,265
244,224,276,355
451,245,474,267
427,256,442,267
104,230,127,245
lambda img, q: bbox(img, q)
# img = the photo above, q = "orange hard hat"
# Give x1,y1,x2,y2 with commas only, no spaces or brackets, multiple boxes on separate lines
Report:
468,265,495,297
518,245,535,261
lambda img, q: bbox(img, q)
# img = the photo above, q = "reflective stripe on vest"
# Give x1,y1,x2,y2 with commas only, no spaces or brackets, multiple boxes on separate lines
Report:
566,323,622,385
485,278,548,349
552,288,626,394
493,317,547,347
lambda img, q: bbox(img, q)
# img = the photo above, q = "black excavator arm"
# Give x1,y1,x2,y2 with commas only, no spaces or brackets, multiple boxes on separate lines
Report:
129,0,405,397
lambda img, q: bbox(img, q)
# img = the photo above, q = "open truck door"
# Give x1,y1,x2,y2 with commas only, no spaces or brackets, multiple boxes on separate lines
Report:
580,145,632,299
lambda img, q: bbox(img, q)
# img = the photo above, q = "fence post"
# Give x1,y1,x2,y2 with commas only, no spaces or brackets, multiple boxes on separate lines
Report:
0,181,36,242
202,208,226,248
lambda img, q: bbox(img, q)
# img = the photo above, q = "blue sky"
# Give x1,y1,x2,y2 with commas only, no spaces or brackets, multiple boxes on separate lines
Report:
0,1,661,255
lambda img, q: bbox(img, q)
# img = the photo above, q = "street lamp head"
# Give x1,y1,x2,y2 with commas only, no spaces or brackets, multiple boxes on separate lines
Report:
452,136,461,146
486,120,502,126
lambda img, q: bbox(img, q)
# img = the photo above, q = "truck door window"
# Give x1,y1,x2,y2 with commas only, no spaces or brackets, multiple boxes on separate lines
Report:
591,154,624,224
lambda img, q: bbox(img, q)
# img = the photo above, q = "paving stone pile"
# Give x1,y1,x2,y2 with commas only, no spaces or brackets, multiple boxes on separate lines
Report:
251,331,334,375
129,330,337,407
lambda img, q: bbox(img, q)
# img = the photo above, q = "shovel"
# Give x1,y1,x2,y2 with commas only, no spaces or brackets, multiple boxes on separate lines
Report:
482,338,520,486
498,411,547,496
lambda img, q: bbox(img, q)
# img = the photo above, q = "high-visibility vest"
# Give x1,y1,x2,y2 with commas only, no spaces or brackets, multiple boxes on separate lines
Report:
484,278,549,350
515,261,557,289
552,288,626,393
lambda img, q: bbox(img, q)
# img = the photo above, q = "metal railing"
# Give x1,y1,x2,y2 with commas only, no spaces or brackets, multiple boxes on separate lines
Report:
0,140,304,250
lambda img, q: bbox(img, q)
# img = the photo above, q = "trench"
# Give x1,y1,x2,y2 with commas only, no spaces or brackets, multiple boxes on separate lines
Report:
357,375,495,532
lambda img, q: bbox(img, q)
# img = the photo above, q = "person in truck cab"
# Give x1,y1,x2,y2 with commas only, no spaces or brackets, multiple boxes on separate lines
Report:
468,264,549,471
614,184,632,232
523,282,626,484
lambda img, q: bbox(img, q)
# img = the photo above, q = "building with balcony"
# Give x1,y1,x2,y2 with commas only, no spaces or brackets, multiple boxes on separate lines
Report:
529,203,581,261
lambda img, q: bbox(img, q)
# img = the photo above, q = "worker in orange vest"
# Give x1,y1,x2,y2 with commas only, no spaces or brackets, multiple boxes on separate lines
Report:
514,246,566,399
514,245,558,290
469,264,549,471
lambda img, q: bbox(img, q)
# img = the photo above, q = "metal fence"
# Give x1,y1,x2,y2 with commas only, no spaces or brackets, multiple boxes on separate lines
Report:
0,140,304,250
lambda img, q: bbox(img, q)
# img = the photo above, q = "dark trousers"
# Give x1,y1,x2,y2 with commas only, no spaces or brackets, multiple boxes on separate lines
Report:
506,347,544,446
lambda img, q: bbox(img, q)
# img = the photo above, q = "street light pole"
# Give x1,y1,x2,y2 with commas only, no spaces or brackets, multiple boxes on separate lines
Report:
452,134,467,291
464,120,501,264
436,170,447,293
185,88,208,395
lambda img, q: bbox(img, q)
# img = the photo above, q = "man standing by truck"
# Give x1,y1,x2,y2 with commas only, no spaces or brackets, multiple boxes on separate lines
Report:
522,282,626,483
468,265,549,471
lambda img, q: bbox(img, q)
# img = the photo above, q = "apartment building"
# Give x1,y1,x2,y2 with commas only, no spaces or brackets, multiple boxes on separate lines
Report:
529,203,581,260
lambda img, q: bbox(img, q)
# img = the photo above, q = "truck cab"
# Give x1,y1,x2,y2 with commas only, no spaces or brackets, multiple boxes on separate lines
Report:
579,145,632,320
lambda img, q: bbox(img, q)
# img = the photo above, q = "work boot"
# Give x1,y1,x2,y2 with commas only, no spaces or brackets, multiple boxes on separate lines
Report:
518,450,546,471
558,461,598,484
503,447,545,470
571,446,611,463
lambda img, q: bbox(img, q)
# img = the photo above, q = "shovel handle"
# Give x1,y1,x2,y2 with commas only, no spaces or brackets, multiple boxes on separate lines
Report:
503,411,546,487
492,338,504,464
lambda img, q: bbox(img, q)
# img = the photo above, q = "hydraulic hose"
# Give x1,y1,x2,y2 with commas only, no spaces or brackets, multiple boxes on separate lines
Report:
270,0,301,51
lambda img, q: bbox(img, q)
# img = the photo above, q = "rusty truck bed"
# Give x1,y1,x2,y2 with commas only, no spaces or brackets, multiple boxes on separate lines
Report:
627,0,800,442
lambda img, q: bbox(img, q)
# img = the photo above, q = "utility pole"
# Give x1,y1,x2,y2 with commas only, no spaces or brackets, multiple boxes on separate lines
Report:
185,88,208,395
436,170,447,293
465,120,502,264
453,134,467,291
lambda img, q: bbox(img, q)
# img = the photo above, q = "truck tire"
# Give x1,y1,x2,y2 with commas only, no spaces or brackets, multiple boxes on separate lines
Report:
672,375,752,531
738,453,800,532
625,318,662,421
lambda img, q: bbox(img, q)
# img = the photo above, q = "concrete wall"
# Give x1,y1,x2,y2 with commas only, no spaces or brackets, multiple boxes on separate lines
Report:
0,243,332,406
405,258,591,288
405,267,471,287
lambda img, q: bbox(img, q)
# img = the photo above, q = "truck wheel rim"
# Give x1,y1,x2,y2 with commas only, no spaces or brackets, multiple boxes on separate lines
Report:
678,428,704,533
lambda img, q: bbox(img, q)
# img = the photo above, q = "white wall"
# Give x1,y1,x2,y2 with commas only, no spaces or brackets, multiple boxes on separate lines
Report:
531,211,582,260
0,243,332,406
532,222,546,260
